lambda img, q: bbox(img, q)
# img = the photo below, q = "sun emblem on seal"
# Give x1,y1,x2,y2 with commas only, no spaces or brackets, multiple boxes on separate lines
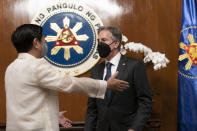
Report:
179,33,197,70
45,17,89,60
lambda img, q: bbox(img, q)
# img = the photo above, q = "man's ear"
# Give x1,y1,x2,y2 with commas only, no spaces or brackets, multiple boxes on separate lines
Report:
114,40,120,48
33,38,40,49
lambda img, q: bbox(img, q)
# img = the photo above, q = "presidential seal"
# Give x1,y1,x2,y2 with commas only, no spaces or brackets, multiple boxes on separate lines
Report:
31,0,103,76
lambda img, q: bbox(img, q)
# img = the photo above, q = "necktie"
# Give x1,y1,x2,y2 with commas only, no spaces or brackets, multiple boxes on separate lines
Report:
104,62,112,99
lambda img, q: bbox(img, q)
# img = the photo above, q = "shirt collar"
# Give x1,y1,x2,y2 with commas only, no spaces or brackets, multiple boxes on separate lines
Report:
18,53,37,59
106,52,121,66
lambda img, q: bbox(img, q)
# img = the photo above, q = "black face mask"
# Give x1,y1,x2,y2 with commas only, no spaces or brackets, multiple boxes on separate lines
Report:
97,42,113,58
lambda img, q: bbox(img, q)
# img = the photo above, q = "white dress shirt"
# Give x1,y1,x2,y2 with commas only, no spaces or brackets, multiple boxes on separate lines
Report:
5,53,107,131
103,52,121,79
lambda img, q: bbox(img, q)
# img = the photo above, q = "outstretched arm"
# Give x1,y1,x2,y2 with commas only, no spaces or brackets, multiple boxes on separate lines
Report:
35,59,129,99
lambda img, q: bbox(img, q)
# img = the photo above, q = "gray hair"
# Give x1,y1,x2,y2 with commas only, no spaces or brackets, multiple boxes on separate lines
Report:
98,26,122,50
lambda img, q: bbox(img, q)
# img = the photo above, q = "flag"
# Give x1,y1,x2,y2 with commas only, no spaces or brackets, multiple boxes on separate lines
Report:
178,0,197,130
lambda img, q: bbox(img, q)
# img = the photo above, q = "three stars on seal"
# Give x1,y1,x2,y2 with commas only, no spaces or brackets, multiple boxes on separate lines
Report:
45,17,89,60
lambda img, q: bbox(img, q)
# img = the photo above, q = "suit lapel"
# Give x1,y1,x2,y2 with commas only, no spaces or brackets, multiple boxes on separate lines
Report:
108,55,128,105
116,55,128,79
97,62,105,80
96,62,109,105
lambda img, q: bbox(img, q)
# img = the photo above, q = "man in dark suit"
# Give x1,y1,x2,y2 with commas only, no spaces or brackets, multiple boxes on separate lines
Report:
84,26,152,131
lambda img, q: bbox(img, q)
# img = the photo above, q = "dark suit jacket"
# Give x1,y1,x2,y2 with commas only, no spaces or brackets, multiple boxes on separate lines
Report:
84,55,152,131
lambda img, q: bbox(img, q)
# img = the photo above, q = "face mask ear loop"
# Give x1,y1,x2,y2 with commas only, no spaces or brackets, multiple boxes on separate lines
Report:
109,40,116,46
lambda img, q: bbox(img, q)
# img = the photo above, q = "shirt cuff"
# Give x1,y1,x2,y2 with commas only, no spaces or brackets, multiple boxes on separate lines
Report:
96,80,107,99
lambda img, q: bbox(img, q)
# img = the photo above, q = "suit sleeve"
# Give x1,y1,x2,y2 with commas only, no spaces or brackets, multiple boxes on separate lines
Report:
130,61,152,131
34,59,107,99
84,97,98,131
84,68,99,131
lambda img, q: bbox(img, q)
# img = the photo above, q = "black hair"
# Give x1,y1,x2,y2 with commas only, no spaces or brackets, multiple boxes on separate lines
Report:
98,26,122,50
11,24,43,53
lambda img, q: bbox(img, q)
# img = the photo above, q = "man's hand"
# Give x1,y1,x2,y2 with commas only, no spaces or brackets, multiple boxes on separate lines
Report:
107,72,129,91
59,111,72,128
128,129,134,131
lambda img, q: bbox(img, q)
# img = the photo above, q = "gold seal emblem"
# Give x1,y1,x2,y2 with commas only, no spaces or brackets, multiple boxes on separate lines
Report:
179,34,197,70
